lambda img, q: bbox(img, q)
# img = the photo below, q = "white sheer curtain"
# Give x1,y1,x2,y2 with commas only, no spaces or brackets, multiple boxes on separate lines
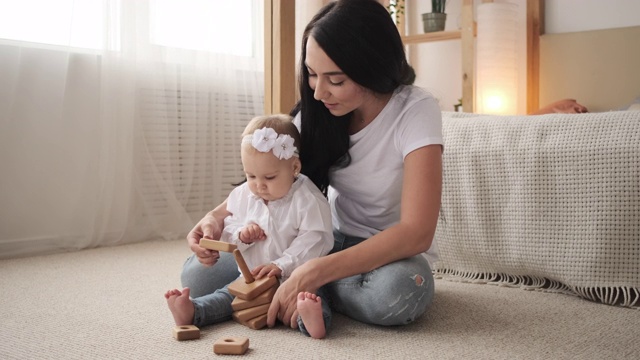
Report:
0,0,264,259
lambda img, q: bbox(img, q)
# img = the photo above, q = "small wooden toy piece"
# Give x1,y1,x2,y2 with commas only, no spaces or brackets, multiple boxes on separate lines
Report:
231,285,277,311
172,325,200,341
246,314,268,330
227,249,279,301
232,313,268,330
228,275,278,301
232,249,254,283
213,336,250,355
199,239,237,253
232,303,270,322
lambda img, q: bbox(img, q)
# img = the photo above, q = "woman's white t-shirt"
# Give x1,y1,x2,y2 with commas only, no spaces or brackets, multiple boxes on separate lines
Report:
297,85,442,236
328,86,443,238
295,85,443,262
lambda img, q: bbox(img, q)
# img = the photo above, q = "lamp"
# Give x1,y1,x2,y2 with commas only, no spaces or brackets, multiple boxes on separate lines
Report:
476,2,519,115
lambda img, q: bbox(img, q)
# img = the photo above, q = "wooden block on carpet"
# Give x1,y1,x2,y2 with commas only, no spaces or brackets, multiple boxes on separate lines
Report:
172,325,200,341
232,313,268,330
231,285,277,311
213,336,249,355
228,275,278,301
232,303,270,322
199,239,237,253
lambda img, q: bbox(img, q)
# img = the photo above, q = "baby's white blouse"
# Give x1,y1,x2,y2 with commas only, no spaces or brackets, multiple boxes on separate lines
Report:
220,174,333,279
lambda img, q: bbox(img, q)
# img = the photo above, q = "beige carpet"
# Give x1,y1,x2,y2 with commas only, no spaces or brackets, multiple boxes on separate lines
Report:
1,239,638,360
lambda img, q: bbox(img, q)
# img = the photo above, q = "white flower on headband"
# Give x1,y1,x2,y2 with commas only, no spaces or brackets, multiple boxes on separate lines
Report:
252,127,278,152
245,127,299,160
272,134,296,160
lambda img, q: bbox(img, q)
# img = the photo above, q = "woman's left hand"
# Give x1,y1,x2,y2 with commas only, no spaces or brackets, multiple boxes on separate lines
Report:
267,260,318,328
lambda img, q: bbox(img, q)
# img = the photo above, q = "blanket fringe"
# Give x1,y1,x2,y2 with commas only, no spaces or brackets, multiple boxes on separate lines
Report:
433,268,640,309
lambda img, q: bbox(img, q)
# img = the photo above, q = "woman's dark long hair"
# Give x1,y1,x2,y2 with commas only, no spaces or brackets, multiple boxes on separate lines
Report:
293,0,414,195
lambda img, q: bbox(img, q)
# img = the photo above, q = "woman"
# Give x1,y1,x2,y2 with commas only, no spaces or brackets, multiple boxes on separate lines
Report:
183,0,443,330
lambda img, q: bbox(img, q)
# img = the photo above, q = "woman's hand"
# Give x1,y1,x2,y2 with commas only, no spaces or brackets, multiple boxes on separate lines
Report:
267,260,319,328
187,212,222,266
187,200,230,267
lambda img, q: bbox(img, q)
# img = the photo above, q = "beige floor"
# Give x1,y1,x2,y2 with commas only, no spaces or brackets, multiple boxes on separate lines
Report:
1,239,638,360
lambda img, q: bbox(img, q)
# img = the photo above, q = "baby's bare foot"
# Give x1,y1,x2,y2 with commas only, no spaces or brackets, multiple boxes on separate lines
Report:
297,292,326,339
165,287,195,326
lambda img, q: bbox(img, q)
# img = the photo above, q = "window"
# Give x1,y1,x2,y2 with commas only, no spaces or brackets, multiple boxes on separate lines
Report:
0,0,104,49
150,0,253,56
0,0,255,56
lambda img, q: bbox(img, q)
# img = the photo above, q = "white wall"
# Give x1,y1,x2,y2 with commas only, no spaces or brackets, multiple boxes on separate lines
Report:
545,0,640,34
407,0,464,112
410,0,640,113
295,0,325,60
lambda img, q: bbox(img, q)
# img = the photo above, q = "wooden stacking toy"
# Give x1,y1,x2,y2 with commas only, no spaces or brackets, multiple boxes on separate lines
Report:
200,239,279,329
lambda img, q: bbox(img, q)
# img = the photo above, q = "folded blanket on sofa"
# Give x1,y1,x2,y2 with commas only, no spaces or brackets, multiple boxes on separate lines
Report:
434,111,640,308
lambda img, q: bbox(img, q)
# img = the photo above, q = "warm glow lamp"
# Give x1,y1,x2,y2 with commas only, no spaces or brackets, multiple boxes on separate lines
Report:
476,2,519,115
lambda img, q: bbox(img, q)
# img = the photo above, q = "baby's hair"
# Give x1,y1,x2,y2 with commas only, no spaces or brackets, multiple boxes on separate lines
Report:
242,114,301,150
233,114,301,187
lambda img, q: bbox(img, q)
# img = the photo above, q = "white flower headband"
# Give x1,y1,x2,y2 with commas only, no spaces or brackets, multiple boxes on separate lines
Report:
242,127,299,160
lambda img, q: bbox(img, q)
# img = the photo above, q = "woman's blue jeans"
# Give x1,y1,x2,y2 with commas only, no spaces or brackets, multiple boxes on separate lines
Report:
325,231,435,326
181,230,434,329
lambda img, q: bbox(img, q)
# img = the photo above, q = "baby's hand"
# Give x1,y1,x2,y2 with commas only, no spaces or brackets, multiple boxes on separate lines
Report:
252,263,282,279
239,223,266,244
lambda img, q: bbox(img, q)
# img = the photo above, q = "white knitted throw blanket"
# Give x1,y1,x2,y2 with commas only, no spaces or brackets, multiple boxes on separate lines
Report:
433,111,640,308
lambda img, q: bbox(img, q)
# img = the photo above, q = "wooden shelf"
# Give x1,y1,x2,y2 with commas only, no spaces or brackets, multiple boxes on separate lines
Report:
396,0,477,111
401,30,462,45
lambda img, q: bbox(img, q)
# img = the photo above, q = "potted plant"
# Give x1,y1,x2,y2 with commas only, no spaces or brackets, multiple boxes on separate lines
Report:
422,0,447,33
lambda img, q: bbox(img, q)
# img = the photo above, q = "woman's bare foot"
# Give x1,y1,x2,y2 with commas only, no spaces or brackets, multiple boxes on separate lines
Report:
297,292,326,339
164,287,195,326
